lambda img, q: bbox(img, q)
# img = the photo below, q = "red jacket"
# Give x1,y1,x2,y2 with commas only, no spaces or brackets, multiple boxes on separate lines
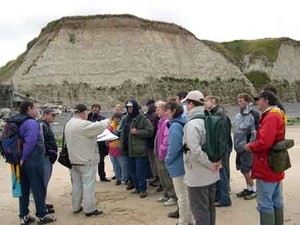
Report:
248,107,285,182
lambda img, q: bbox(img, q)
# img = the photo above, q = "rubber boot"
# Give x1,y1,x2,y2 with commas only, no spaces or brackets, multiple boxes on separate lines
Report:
274,207,284,225
260,212,275,225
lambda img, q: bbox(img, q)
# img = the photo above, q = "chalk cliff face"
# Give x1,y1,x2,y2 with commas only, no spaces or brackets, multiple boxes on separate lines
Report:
1,15,299,107
8,15,252,107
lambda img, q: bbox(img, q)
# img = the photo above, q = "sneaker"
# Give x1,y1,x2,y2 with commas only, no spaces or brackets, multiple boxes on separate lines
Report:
100,177,111,182
157,195,168,202
73,206,83,214
20,214,36,225
149,177,160,187
139,191,147,198
164,198,177,206
37,215,57,225
167,210,179,219
45,204,54,209
156,186,163,192
236,189,251,198
115,180,121,186
46,208,55,214
85,209,103,217
215,202,232,207
244,191,257,200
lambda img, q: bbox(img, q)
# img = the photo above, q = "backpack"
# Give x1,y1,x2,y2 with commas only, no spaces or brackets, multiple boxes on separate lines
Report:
0,117,29,165
250,110,260,130
190,113,230,162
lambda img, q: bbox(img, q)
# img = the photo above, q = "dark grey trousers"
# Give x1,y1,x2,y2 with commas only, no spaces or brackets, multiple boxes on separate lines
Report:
188,183,216,225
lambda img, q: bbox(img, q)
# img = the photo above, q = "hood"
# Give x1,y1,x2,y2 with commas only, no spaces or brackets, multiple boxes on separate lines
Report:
7,114,30,124
126,99,140,118
188,106,205,121
169,115,187,127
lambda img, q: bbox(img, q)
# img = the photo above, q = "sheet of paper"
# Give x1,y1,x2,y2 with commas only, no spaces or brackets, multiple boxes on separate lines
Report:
97,129,119,142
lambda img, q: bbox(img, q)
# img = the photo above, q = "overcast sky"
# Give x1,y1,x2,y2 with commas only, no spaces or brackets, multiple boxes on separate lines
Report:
0,0,299,67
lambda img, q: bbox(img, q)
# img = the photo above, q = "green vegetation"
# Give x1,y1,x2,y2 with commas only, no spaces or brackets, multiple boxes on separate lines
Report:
287,117,300,126
203,38,281,65
56,136,63,147
45,19,62,32
0,53,26,79
244,70,271,89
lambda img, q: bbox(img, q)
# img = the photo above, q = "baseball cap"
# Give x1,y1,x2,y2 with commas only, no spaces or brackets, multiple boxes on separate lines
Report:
43,107,57,115
181,90,205,104
125,101,133,107
74,104,88,113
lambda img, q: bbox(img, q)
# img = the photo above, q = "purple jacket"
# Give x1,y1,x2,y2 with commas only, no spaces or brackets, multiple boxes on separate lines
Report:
19,119,41,161
156,116,169,161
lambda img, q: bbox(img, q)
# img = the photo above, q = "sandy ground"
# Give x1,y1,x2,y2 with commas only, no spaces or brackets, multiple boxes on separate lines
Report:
1,126,300,225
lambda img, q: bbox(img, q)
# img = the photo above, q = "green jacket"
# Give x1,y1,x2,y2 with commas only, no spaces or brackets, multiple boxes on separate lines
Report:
120,113,153,158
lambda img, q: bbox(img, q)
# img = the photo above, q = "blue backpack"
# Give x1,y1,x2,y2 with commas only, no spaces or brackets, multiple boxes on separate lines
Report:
0,117,28,165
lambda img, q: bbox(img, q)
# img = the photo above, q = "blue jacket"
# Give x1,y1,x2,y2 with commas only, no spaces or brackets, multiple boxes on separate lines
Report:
165,115,186,178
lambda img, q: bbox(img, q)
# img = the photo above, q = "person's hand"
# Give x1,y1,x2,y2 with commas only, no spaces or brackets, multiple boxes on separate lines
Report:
20,160,23,166
131,128,138,135
209,161,222,172
245,144,252,152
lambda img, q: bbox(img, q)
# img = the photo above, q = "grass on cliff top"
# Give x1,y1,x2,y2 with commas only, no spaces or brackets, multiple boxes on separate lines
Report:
203,38,281,64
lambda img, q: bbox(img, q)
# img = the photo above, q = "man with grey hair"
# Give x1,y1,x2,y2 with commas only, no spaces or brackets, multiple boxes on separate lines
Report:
41,107,59,212
182,90,220,225
65,104,109,217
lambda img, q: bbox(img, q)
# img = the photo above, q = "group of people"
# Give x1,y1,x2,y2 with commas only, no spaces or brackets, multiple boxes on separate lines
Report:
8,83,286,225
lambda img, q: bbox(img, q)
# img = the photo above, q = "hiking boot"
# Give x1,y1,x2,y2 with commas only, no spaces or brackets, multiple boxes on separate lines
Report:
167,210,179,219
85,209,103,217
46,208,55,214
115,180,121,186
139,191,147,198
45,204,54,209
157,195,168,202
244,191,257,200
131,190,140,194
20,214,36,225
236,189,251,198
126,183,135,190
164,198,177,206
73,206,83,214
37,215,57,225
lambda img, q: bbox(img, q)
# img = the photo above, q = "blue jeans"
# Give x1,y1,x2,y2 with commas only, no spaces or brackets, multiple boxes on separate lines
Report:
256,179,284,213
128,156,147,192
43,156,53,192
19,152,46,218
110,155,129,181
216,166,231,205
